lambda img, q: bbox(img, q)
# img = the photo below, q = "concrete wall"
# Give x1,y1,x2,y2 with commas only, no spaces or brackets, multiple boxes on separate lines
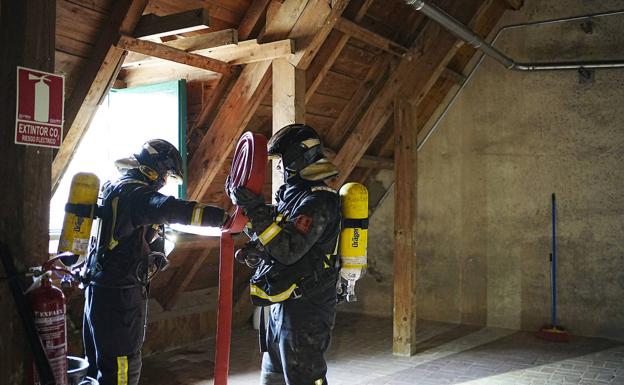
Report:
347,0,624,341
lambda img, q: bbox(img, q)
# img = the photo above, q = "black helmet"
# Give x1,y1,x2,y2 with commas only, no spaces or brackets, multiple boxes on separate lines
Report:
268,124,324,173
134,139,184,184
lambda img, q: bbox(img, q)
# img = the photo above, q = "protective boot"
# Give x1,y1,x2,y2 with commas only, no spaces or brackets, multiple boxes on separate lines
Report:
260,370,287,385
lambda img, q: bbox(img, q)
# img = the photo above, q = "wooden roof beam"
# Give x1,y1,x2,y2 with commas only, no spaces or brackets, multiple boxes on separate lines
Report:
503,0,523,10
330,0,488,188
160,29,238,52
51,0,149,192
187,0,350,201
305,0,375,102
238,0,272,40
133,8,210,40
334,17,409,58
122,38,293,68
324,148,394,170
441,67,466,85
117,35,233,74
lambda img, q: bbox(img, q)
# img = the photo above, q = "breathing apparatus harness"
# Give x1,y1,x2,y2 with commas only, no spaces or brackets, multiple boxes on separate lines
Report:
62,174,170,288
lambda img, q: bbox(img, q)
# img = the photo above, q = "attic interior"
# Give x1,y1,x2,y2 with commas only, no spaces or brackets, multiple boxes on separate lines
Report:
1,0,624,384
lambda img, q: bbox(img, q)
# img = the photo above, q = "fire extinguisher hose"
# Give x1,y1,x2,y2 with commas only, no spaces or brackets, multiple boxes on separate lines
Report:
215,132,267,385
0,242,56,385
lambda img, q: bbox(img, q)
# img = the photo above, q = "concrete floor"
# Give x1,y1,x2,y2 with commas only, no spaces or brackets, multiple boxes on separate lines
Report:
140,313,624,385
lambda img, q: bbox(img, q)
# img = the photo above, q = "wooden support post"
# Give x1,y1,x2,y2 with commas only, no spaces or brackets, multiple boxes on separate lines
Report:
272,58,305,198
133,8,210,39
393,96,418,356
0,0,55,379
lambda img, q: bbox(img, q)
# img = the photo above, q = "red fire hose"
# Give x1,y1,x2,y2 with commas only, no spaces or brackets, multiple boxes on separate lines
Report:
215,132,267,385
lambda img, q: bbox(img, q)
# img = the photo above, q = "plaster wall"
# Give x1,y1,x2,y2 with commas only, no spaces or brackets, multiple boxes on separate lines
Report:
347,0,624,340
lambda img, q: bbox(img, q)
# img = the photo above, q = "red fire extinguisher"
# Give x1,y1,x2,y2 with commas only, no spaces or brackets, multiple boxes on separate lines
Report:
30,273,68,385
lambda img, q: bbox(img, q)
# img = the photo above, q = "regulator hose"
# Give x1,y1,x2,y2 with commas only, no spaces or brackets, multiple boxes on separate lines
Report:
215,132,267,385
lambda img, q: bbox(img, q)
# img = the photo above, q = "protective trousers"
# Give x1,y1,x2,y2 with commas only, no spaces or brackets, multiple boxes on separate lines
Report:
260,298,333,385
83,285,147,385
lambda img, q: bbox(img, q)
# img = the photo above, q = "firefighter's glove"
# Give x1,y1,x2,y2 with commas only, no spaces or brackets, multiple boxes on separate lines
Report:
234,243,265,268
230,187,264,214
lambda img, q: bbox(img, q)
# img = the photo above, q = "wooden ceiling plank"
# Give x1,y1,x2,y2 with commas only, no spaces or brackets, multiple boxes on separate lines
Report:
305,0,374,102
164,28,239,51
330,0,487,188
133,8,210,39
326,54,392,148
238,0,272,40
117,35,233,74
187,60,273,200
324,148,393,170
51,0,149,192
188,0,348,201
334,17,408,58
287,0,349,70
184,0,273,154
503,0,523,10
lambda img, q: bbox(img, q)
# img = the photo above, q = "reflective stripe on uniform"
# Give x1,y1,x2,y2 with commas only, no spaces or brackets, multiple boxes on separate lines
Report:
191,204,204,226
315,379,324,385
311,186,336,193
258,222,282,245
250,283,298,302
117,356,128,385
108,197,120,250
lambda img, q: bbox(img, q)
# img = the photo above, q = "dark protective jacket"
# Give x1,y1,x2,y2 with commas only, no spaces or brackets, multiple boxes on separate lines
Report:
246,179,341,309
91,173,225,287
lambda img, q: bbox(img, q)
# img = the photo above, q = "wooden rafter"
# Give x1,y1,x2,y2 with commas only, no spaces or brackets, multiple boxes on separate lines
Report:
305,0,374,101
124,29,238,67
324,148,393,170
238,0,272,40
51,0,149,192
503,0,523,10
117,35,233,74
133,8,210,39
184,0,272,157
326,54,393,147
122,38,294,68
330,0,488,188
334,17,408,58
187,0,349,201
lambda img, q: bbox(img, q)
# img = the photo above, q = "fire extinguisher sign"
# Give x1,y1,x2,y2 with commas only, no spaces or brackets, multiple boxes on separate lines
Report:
15,66,65,149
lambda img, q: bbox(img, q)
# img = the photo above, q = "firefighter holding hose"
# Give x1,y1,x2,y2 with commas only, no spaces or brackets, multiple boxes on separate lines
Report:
81,139,227,385
229,124,342,385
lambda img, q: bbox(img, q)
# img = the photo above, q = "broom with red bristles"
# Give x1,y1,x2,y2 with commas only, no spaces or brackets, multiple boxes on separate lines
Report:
536,193,570,342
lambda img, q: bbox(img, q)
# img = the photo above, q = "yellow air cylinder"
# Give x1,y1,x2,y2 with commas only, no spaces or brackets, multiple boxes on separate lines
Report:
339,182,368,301
58,173,100,266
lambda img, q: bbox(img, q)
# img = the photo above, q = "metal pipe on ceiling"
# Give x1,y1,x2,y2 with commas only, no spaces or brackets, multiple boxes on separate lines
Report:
405,0,624,71
406,5,624,151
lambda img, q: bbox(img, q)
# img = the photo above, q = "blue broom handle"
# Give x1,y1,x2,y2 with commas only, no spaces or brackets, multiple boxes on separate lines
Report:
551,193,557,327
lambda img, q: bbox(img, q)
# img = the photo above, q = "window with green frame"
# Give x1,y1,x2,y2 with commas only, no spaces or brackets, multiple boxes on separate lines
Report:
49,80,188,250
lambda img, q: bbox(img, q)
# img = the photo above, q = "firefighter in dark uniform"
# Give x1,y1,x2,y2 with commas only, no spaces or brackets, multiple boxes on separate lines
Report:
83,139,226,385
229,124,342,385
